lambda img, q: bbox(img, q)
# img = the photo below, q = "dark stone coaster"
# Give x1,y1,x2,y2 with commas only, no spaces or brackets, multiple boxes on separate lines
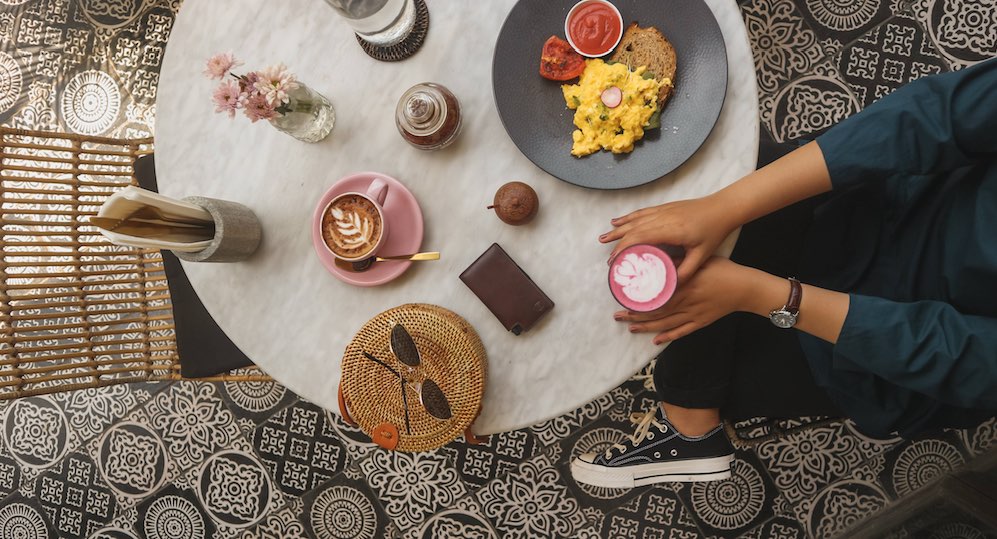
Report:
356,0,429,62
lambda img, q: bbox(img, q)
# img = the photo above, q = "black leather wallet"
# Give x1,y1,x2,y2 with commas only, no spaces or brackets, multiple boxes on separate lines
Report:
459,243,555,335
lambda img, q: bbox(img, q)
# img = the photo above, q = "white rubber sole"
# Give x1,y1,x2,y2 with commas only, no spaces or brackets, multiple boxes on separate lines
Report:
570,454,734,488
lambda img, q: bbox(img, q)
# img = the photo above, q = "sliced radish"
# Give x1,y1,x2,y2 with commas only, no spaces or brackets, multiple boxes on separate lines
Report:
601,86,622,108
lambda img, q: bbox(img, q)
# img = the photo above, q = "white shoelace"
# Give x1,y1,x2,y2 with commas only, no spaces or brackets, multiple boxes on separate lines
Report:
605,407,665,459
630,360,656,391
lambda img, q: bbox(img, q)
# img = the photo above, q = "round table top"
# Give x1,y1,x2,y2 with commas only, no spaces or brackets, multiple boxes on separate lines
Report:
156,0,759,435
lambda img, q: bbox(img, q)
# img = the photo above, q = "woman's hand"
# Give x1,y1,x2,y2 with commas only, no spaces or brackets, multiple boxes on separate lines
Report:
615,257,756,344
600,194,738,282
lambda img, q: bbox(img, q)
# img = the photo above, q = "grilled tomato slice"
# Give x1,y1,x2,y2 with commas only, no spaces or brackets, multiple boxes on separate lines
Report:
540,36,586,81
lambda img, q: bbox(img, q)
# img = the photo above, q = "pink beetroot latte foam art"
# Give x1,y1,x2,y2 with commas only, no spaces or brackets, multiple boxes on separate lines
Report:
608,244,677,312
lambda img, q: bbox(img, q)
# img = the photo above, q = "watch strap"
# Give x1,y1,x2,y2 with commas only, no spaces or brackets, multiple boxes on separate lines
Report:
786,277,802,314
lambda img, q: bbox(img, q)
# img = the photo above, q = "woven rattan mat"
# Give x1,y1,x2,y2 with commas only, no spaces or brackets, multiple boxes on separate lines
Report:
341,303,486,452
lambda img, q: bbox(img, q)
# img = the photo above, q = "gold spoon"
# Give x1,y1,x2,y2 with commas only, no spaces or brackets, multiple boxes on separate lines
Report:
334,251,440,273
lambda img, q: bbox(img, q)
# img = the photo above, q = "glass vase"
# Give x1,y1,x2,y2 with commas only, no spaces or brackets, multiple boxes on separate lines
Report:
269,84,335,143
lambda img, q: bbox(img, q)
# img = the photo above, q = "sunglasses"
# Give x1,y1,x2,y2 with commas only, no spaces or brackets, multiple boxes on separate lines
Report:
362,323,452,434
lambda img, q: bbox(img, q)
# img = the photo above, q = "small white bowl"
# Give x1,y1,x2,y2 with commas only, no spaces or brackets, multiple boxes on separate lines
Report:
564,0,624,58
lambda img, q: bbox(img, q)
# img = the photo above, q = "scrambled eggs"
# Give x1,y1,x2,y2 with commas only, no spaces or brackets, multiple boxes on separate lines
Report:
562,59,663,157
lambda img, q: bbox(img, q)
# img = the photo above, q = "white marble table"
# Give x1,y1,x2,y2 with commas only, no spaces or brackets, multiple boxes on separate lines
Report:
156,0,759,434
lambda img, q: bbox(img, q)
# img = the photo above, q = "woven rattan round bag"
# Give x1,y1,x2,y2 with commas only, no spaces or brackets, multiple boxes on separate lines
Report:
338,304,487,452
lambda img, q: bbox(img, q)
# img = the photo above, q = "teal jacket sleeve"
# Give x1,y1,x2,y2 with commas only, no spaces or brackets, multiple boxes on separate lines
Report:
833,294,997,409
816,58,997,190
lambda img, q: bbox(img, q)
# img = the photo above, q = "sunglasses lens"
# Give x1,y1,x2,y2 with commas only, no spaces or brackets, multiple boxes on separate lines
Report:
390,324,421,367
420,379,452,420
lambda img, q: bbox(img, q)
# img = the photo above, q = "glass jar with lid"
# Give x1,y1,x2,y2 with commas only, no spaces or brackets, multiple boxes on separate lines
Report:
395,83,462,151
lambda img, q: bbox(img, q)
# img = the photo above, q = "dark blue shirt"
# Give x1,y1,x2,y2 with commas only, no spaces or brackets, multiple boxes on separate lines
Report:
799,58,997,437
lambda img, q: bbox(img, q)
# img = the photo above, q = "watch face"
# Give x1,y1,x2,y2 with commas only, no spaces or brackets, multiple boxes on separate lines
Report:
771,311,797,328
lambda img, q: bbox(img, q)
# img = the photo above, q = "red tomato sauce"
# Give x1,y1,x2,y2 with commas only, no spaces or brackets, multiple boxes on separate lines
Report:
568,2,622,56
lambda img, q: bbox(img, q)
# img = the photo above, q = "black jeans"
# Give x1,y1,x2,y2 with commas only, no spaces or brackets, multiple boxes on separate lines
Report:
652,140,841,421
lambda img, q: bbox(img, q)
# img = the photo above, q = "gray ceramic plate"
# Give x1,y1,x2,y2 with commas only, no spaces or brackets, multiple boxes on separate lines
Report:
492,0,728,190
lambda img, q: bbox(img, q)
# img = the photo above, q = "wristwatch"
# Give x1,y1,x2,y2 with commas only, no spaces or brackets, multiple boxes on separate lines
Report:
769,277,802,329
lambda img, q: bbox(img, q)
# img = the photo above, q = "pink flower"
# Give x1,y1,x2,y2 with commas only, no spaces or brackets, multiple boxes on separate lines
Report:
211,80,243,118
243,93,277,123
253,63,299,105
203,52,241,80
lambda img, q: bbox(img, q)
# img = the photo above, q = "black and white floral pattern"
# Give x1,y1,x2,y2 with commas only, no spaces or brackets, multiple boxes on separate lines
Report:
360,449,467,538
90,526,141,539
912,0,997,69
251,401,350,497
417,508,498,539
742,0,827,93
2,397,70,469
804,478,890,538
195,450,273,529
301,474,390,539
35,452,116,538
442,428,540,488
756,420,899,504
0,0,995,537
684,454,774,534
308,485,377,539
137,486,215,539
0,499,53,539
529,387,629,447
52,385,153,446
222,380,287,414
475,453,586,539
144,383,241,473
97,421,169,498
889,439,965,498
241,501,308,539
60,69,120,135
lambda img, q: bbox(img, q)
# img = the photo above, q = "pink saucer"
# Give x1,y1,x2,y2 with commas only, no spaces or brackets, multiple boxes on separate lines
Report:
313,172,424,287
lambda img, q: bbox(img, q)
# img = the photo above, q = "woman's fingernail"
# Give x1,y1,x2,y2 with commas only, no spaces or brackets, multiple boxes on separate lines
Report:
629,325,638,333
610,217,619,223
614,314,623,321
599,234,607,240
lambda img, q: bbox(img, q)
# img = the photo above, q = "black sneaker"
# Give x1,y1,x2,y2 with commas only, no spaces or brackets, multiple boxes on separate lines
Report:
570,406,734,487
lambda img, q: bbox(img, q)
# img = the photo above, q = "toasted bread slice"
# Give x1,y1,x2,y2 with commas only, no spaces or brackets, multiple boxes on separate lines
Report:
610,23,676,107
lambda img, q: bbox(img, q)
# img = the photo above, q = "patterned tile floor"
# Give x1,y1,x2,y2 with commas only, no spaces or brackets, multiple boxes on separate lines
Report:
1,0,996,538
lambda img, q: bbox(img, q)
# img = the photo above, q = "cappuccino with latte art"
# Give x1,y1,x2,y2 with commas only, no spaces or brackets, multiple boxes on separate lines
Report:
322,194,383,260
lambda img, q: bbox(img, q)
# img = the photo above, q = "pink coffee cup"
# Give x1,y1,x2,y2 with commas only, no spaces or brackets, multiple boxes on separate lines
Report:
608,244,677,312
320,177,390,262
